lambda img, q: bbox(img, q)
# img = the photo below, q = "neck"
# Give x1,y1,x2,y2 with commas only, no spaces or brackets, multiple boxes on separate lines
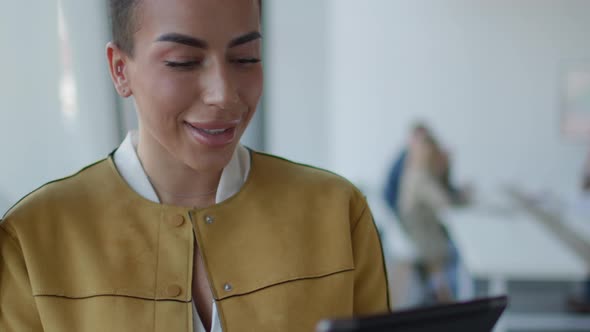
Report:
137,131,222,208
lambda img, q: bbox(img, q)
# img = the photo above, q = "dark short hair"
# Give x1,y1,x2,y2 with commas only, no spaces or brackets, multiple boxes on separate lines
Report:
109,0,140,56
109,0,262,57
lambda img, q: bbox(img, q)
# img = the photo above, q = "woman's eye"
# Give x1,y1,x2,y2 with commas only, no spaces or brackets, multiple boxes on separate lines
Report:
234,58,261,65
164,60,200,70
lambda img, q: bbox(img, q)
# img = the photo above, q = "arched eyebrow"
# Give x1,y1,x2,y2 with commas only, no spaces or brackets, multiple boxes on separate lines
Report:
155,33,207,48
155,31,262,49
227,31,262,48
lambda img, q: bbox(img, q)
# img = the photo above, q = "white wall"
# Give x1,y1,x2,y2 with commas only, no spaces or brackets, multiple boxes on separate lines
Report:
264,0,331,168
0,1,119,214
266,0,590,197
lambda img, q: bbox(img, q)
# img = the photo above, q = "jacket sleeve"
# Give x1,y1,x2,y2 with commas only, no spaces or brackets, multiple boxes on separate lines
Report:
351,201,391,315
0,224,44,331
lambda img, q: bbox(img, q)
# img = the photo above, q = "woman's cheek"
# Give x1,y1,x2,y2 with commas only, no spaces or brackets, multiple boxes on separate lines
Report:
152,75,197,112
239,69,263,106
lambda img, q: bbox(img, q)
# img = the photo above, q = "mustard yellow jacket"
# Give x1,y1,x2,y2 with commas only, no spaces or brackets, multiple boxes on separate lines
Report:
0,151,389,332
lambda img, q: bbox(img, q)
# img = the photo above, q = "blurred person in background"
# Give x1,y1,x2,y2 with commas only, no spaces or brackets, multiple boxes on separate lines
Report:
395,124,468,303
0,1,389,331
383,124,429,217
384,124,467,218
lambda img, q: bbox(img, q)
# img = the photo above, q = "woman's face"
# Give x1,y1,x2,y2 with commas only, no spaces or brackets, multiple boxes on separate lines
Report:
118,0,262,172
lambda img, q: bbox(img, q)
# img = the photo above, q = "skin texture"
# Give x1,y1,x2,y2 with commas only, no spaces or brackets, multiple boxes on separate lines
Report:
107,0,263,208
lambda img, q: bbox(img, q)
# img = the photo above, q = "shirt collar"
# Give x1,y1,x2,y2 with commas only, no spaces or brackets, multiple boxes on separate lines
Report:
113,131,250,204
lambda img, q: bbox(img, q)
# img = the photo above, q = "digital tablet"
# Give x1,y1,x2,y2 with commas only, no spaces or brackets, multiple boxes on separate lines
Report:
316,296,508,332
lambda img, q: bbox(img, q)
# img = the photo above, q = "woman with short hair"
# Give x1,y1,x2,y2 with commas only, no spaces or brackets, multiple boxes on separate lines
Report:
0,1,389,331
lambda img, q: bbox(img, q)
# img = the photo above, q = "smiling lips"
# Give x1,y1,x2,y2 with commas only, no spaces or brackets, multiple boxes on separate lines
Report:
184,120,239,147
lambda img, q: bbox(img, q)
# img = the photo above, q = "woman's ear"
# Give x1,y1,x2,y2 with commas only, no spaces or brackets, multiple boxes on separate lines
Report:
106,42,132,98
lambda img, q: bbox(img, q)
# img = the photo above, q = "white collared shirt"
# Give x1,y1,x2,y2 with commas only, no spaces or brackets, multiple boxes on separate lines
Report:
113,131,251,332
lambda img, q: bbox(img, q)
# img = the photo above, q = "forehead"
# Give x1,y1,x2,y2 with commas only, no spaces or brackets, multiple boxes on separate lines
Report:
136,0,260,43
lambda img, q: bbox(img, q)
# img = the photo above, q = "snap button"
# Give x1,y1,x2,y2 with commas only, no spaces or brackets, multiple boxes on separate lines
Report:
223,283,233,292
170,215,185,227
166,284,182,297
204,215,215,225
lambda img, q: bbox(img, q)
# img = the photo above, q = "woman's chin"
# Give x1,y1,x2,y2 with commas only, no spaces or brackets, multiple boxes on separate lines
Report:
182,146,236,174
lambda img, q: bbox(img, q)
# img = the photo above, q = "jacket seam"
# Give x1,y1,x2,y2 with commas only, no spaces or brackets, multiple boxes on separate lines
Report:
351,200,369,234
216,267,355,301
32,293,192,302
371,213,392,311
0,224,26,259
153,209,163,329
0,223,18,243
187,213,194,332
349,202,392,311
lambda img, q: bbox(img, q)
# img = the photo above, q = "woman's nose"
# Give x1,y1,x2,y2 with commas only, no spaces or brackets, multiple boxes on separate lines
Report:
201,62,240,110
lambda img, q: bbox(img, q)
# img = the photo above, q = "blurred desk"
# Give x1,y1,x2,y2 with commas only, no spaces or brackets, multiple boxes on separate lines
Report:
510,190,590,266
442,207,587,284
441,206,589,332
566,213,590,245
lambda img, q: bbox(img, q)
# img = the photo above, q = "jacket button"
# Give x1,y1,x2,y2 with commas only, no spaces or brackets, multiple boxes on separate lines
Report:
223,283,233,292
170,215,185,227
166,284,182,297
204,215,215,225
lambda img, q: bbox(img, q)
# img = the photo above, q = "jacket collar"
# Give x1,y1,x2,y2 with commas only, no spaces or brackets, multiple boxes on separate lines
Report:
113,131,251,204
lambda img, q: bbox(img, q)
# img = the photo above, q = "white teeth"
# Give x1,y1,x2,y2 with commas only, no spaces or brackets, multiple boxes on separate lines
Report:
187,122,232,135
202,128,227,135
